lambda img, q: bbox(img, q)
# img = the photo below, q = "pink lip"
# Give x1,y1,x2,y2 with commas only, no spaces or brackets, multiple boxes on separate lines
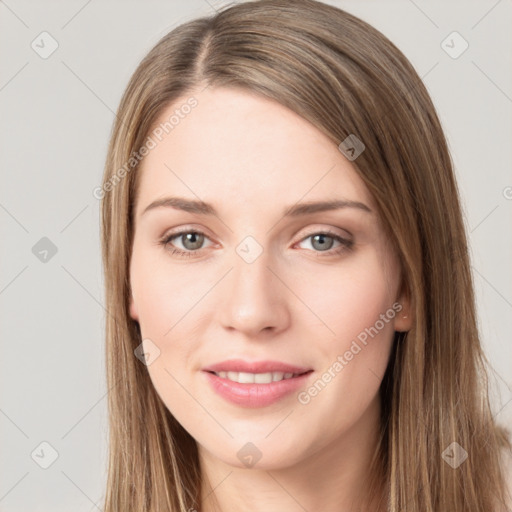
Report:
202,359,312,374
203,370,313,408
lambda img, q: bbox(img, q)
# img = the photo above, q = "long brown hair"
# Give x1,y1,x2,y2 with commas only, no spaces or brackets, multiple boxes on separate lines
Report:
99,1,512,510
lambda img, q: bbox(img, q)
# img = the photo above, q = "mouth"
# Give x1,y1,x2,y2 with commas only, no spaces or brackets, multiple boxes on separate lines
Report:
201,359,314,407
203,368,314,408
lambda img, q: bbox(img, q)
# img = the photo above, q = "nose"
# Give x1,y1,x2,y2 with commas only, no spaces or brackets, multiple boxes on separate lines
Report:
216,248,290,338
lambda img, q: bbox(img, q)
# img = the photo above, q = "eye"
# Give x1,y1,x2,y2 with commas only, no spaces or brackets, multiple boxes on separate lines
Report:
159,229,213,258
296,229,354,257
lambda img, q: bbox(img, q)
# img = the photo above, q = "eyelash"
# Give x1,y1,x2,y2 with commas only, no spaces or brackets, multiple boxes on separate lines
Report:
158,228,354,259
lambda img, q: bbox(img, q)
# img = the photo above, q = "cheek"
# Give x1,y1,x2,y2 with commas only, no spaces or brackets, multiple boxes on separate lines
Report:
298,250,398,350
130,246,203,337
296,252,397,418
130,246,214,383
130,248,203,409
294,251,398,416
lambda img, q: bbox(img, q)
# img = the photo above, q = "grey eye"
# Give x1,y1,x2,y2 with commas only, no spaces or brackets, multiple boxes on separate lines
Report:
178,232,205,251
309,234,335,251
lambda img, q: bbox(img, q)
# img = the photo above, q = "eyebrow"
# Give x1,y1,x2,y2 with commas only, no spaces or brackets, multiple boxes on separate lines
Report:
141,196,372,218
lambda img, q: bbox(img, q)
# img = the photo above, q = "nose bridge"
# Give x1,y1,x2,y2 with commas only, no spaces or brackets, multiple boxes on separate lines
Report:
217,236,288,335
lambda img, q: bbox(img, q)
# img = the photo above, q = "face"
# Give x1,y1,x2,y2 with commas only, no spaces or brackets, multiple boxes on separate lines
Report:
129,86,411,470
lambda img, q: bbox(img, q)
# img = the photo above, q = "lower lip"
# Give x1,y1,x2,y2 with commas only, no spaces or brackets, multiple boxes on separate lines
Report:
203,370,313,408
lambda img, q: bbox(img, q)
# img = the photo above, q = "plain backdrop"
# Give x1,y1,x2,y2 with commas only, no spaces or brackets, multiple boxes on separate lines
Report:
1,1,511,510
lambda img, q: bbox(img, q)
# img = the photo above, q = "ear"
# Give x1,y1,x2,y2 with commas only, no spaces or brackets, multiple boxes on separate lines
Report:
129,292,139,321
393,278,413,333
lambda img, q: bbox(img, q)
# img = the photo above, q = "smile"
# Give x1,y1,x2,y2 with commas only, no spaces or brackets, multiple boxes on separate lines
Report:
203,370,314,408
210,371,305,384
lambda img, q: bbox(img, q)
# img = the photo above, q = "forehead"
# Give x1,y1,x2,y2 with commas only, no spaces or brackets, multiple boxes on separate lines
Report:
135,86,375,219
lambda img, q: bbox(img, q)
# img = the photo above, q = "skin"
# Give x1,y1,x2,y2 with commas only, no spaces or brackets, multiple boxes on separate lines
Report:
129,86,412,512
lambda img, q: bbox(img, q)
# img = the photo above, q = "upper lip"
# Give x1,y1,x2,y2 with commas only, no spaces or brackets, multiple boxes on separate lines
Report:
203,359,312,374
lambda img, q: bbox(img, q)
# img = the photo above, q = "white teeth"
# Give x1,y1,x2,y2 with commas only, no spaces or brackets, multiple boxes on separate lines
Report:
237,372,256,384
227,371,238,382
254,372,272,384
215,371,300,383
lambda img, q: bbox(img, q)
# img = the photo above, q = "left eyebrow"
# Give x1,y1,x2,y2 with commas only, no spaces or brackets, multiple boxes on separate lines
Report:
283,199,372,216
140,196,373,218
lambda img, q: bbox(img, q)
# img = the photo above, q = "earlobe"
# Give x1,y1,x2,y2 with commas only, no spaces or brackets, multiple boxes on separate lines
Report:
394,282,413,333
129,294,139,321
394,310,412,333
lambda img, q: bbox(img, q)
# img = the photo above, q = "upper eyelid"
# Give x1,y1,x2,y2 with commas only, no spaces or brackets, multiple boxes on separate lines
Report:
163,227,215,245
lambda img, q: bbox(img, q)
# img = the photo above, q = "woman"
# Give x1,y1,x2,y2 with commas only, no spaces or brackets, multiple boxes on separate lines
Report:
99,0,512,510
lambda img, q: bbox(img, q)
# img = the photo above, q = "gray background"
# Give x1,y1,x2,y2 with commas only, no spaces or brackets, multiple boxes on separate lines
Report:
1,1,511,510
